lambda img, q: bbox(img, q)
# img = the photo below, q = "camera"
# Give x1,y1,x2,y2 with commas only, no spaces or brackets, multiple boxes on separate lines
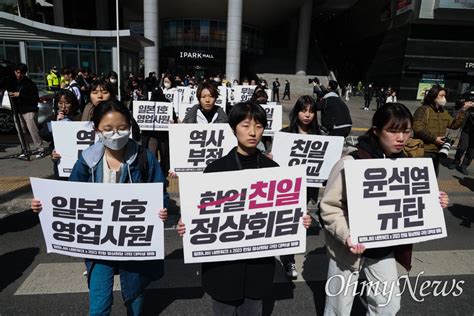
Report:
439,137,454,158
308,77,320,85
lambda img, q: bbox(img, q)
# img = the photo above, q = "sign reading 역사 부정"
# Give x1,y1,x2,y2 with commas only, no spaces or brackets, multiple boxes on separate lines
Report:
30,178,164,261
169,124,237,173
272,132,344,187
132,101,173,131
179,166,307,264
260,104,282,136
51,121,96,178
344,158,447,248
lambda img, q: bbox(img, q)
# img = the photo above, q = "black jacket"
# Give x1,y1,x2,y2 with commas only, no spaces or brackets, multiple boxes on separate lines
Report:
316,92,352,137
12,76,39,114
201,147,279,301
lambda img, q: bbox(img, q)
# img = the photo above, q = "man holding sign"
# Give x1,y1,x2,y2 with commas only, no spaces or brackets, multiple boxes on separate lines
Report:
177,102,312,314
320,103,449,315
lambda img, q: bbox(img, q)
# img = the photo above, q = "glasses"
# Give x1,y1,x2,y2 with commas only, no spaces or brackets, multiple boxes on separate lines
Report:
100,129,130,137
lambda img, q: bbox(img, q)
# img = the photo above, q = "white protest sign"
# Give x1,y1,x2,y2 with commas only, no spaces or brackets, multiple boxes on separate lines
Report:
169,123,237,173
178,103,195,122
261,104,282,136
265,88,273,102
182,87,197,105
272,132,344,187
31,178,164,260
344,158,447,248
215,86,228,107
179,166,307,263
163,88,179,114
232,85,256,103
133,101,173,131
51,121,95,178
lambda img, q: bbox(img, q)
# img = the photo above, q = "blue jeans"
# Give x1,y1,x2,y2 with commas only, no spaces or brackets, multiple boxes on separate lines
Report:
88,262,145,316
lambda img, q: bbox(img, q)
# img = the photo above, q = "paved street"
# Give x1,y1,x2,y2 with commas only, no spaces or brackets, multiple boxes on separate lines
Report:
0,96,473,315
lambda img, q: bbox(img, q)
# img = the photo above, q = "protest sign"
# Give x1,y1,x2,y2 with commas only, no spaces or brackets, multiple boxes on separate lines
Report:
31,178,164,261
232,85,256,103
344,158,447,248
179,166,307,263
260,104,282,136
133,101,173,131
169,124,237,172
272,132,344,187
51,121,95,178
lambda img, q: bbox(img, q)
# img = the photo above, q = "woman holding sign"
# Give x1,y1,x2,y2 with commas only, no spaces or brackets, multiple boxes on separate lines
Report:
177,102,312,315
182,82,228,124
32,100,169,316
277,95,322,279
320,103,449,315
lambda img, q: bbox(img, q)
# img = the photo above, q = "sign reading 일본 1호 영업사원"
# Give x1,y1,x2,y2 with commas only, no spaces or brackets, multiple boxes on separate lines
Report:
132,101,173,131
344,158,447,249
51,121,96,178
169,123,237,173
272,132,344,187
179,166,307,264
30,178,165,261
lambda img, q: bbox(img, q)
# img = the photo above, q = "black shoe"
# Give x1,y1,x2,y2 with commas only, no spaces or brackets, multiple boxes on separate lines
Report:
448,162,458,170
457,165,469,175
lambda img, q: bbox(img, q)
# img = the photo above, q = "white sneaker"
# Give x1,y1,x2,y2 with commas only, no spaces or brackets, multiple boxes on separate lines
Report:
285,263,298,278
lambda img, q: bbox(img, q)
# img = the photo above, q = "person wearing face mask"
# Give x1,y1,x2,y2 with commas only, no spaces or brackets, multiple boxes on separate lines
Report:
31,100,168,315
182,82,228,124
413,85,468,176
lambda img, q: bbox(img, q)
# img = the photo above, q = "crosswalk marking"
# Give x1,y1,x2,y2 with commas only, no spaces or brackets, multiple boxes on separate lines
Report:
14,249,474,295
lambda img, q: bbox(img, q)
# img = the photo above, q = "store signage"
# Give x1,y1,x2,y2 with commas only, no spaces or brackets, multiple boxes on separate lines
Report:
179,51,215,59
466,61,474,69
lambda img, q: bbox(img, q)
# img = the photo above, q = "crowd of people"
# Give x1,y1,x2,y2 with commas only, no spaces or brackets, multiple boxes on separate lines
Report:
3,60,469,315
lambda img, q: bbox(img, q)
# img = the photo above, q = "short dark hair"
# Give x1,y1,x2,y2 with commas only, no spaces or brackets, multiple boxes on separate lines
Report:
197,82,219,99
55,89,79,116
250,89,268,104
90,80,116,100
92,100,132,129
14,63,28,74
228,101,267,131
328,80,339,91
422,85,446,106
62,67,76,78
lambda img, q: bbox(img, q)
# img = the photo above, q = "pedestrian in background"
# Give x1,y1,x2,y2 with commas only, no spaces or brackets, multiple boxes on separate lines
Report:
282,79,290,100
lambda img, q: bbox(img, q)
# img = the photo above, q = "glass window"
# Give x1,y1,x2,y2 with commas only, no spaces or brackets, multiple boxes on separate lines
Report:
27,47,43,73
44,42,60,48
98,51,111,74
183,20,192,44
169,21,177,39
80,50,95,72
5,41,19,46
27,42,42,47
5,46,20,65
79,43,94,50
200,20,209,43
62,50,78,68
62,43,78,49
44,49,61,72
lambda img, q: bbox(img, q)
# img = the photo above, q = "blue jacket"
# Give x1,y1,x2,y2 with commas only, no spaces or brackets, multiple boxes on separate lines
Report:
69,139,168,303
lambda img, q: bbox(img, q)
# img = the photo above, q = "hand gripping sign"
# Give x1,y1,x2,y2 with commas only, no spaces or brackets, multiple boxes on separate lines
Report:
169,124,237,173
344,158,447,248
132,101,173,131
272,132,344,187
179,166,307,264
51,121,96,178
31,178,164,261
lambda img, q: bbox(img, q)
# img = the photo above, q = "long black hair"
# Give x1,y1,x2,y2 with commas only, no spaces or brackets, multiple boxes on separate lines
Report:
422,85,446,107
288,95,321,134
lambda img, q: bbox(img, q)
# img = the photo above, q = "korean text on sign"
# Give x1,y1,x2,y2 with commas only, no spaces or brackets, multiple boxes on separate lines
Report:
179,166,307,263
31,178,164,261
344,158,447,249
271,132,344,187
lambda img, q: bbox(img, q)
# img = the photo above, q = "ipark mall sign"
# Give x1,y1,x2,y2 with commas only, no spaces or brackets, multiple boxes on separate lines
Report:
179,51,215,59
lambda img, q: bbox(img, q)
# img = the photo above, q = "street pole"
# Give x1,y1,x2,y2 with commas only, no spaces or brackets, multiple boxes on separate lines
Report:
116,0,121,101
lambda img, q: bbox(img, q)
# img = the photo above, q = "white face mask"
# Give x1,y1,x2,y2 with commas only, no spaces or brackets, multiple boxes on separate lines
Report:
436,97,447,107
164,82,171,89
110,78,117,84
98,130,130,150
